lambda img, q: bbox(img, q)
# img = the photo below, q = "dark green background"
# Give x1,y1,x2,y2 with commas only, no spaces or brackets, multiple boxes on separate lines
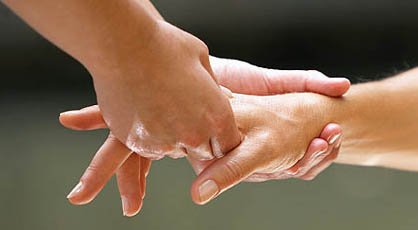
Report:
1,1,418,229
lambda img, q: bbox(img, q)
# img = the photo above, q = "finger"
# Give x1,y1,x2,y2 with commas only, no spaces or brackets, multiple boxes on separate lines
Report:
187,156,215,175
210,107,242,158
186,142,215,160
116,153,143,217
285,123,341,175
265,70,351,97
59,105,106,130
66,135,132,205
299,140,341,181
244,125,343,182
299,129,342,180
139,157,151,199
190,135,263,205
317,123,343,145
284,138,328,176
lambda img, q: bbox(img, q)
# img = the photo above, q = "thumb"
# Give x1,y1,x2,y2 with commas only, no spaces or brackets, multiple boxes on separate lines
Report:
59,105,106,130
190,135,264,205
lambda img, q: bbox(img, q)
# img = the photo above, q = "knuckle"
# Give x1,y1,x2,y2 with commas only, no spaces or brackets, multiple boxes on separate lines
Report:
182,133,207,149
106,134,119,143
81,164,103,182
222,159,245,183
197,40,210,56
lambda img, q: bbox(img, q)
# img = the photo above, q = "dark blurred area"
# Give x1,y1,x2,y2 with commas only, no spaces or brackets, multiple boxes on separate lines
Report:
1,1,418,230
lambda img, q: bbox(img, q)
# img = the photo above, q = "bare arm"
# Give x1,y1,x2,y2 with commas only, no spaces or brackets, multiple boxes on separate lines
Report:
188,68,418,204
2,0,157,71
329,68,418,171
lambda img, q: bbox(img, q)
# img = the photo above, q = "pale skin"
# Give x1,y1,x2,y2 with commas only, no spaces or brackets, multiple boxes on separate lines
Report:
192,68,418,203
1,0,349,160
60,56,349,216
61,68,418,214
1,0,350,216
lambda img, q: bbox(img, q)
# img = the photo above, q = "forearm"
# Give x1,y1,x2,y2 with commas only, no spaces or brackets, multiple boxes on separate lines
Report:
330,68,418,171
2,0,158,73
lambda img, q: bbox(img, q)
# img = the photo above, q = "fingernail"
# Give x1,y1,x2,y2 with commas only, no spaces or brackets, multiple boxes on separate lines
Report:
60,110,79,116
198,180,219,205
336,139,342,149
67,181,83,199
285,166,300,176
313,149,327,158
121,196,141,217
328,133,342,145
121,196,130,217
210,137,224,158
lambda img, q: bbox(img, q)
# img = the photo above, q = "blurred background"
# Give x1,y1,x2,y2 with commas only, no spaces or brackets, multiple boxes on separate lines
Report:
1,0,418,229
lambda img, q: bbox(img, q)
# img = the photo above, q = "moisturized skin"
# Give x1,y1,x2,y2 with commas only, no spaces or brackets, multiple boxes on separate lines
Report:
3,0,350,216
62,103,341,214
2,0,241,160
62,67,418,214
190,68,418,205
60,61,349,216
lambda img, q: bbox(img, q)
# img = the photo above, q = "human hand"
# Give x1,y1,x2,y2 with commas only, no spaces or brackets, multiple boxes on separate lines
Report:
189,92,340,204
61,61,349,215
61,92,341,213
62,109,151,216
89,20,241,161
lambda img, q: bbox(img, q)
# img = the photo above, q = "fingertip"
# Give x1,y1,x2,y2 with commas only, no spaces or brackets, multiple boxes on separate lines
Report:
66,182,95,206
190,179,219,205
190,179,205,205
59,105,106,130
122,195,143,217
59,111,79,130
67,196,93,206
300,174,316,181
59,111,94,131
327,78,351,96
320,123,342,142
286,138,328,175
308,138,329,154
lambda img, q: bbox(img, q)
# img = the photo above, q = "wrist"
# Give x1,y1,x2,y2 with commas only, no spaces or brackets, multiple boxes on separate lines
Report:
82,9,160,78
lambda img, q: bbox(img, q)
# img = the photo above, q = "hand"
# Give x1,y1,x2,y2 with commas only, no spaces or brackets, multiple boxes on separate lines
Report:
61,62,349,215
90,20,241,161
61,92,341,214
190,92,340,204
65,129,152,217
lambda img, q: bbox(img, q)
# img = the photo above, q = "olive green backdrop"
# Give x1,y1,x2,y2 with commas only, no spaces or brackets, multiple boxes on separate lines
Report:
1,1,418,229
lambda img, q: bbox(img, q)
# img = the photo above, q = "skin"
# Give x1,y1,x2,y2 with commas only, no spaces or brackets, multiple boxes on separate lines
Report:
190,67,418,204
2,0,242,160
1,0,350,216
62,67,418,212
61,58,349,216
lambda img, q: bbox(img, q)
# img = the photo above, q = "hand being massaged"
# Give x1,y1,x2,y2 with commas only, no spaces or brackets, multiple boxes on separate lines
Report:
61,58,349,216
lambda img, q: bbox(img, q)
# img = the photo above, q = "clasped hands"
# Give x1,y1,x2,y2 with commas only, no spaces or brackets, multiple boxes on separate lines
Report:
61,21,350,217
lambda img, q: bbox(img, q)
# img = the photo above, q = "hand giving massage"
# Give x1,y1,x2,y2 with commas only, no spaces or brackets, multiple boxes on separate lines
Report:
60,67,418,216
3,0,418,218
